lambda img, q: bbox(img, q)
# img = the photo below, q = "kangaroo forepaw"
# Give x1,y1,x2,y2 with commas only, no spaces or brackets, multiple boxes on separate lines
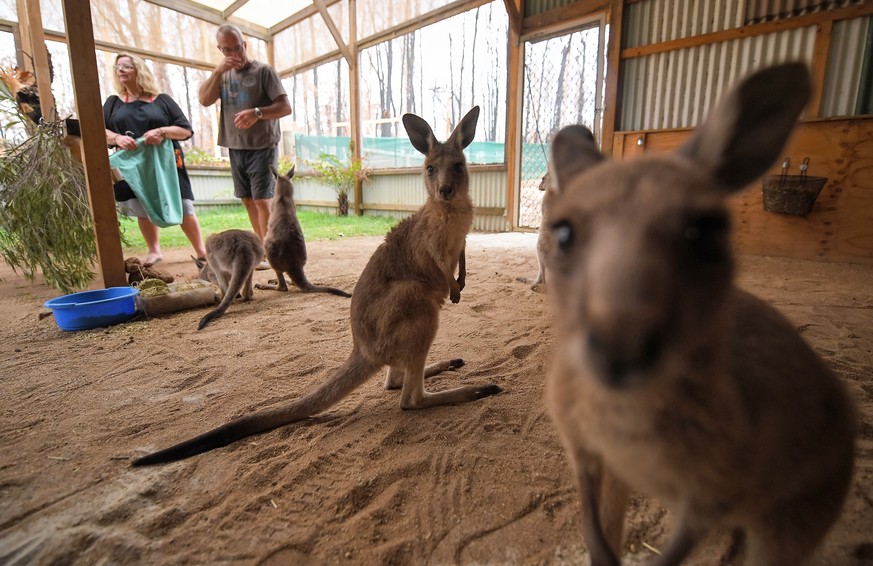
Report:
448,358,465,369
475,384,503,399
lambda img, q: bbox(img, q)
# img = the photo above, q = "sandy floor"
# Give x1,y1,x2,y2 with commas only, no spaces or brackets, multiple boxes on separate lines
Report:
0,232,871,565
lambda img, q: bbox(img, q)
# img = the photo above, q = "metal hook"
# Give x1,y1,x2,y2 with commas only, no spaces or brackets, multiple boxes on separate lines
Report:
800,157,810,179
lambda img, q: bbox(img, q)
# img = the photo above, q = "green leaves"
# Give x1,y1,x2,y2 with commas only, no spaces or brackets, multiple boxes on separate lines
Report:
0,119,97,294
305,151,371,199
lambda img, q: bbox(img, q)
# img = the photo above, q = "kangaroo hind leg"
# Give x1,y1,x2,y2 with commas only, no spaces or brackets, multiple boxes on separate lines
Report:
398,356,501,409
256,269,289,292
384,359,465,390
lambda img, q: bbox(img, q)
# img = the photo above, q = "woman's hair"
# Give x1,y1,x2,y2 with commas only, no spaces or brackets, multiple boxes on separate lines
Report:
112,53,160,98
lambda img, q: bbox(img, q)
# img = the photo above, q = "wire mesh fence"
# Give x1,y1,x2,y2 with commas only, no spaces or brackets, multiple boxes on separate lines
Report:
519,24,602,228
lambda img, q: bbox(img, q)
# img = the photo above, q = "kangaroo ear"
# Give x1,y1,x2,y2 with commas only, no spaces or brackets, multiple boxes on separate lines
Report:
448,105,480,149
550,125,602,194
192,256,205,269
678,62,811,191
403,113,438,155
286,164,295,179
269,165,279,180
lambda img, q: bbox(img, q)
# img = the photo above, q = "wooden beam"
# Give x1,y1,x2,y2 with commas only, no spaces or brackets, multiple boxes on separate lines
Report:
521,0,610,39
61,0,126,288
269,0,342,36
621,3,873,60
356,0,491,52
144,0,270,41
277,51,343,78
13,0,33,71
222,0,250,19
808,20,832,119
349,0,362,216
42,29,217,71
601,0,624,157
503,0,522,37
23,0,54,122
314,0,352,64
504,17,523,230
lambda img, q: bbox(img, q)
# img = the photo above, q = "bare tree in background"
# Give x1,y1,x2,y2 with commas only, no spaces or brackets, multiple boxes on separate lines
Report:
575,38,589,127
552,35,573,133
336,59,344,134
403,33,416,116
485,7,499,141
369,42,395,137
313,66,322,136
470,7,479,116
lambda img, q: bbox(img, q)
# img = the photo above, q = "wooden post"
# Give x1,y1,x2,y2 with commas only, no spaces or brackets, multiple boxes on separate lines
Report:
349,0,363,216
62,0,126,288
504,0,523,230
14,0,33,70
22,0,55,122
601,0,623,157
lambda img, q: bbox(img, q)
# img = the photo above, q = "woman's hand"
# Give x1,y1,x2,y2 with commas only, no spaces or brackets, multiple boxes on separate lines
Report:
143,128,167,145
114,134,139,151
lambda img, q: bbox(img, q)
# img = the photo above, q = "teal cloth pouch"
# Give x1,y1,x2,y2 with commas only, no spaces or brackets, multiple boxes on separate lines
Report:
109,138,183,227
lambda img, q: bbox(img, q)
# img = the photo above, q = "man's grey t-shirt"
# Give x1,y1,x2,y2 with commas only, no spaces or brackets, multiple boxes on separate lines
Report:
217,60,286,150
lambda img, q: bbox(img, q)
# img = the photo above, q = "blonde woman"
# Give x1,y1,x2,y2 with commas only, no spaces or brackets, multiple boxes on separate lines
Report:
103,53,207,264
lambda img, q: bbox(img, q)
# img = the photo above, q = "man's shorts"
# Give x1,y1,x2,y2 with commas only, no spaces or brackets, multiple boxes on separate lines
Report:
229,147,278,200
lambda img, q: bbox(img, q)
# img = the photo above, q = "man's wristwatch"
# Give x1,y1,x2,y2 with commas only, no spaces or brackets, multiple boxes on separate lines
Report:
254,107,263,120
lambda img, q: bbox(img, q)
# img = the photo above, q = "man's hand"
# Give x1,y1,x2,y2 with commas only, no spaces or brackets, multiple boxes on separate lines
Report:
234,109,259,130
217,55,243,74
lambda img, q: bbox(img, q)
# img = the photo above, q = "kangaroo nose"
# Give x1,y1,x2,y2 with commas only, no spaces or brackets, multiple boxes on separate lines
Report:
439,185,454,199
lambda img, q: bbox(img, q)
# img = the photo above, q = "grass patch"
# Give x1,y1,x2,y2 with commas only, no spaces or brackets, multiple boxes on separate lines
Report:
120,205,397,254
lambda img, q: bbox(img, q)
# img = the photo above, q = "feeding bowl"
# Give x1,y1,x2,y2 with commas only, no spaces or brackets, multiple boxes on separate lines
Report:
44,287,140,331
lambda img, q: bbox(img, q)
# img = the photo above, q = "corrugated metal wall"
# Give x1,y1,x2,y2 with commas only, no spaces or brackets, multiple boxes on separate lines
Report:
190,169,508,232
823,16,871,116
621,0,870,130
524,0,580,18
359,170,508,232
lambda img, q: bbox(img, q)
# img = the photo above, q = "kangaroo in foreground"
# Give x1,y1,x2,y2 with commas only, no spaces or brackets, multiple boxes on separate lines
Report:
132,106,500,466
195,229,264,330
545,63,856,565
255,165,352,298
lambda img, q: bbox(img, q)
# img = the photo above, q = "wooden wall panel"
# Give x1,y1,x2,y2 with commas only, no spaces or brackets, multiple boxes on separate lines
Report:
613,117,873,265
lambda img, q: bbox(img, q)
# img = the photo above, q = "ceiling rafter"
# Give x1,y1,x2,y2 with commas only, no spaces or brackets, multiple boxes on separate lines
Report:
313,0,351,63
144,0,270,41
269,0,340,35
222,0,251,19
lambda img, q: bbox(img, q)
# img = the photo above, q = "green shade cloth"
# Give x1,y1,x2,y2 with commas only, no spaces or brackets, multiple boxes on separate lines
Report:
109,138,182,227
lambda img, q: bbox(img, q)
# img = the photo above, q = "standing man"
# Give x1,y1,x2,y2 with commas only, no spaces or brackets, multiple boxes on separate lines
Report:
200,24,292,269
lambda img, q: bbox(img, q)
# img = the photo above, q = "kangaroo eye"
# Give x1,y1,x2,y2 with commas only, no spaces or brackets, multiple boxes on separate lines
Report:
454,162,464,173
426,165,434,176
683,211,728,261
551,220,575,252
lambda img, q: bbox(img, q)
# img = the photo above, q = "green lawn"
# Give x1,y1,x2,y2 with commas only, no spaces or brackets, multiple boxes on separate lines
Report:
119,206,397,253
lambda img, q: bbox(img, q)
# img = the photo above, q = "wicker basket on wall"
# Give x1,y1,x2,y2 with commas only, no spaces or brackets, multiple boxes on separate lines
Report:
762,157,827,217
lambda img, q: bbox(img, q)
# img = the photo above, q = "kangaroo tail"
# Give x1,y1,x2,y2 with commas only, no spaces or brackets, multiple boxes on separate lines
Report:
131,351,380,466
288,265,352,298
309,285,352,298
198,272,246,330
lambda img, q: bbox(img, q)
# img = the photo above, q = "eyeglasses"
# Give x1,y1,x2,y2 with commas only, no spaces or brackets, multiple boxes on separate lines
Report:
218,45,243,55
114,64,135,71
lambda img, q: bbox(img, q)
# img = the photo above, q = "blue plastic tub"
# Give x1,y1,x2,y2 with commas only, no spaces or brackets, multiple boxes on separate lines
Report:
44,287,140,331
